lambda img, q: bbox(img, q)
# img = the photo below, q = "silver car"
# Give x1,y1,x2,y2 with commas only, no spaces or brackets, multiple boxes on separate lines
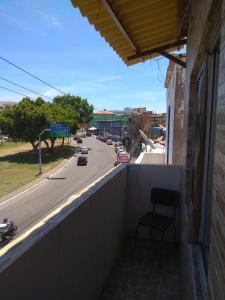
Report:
80,146,88,154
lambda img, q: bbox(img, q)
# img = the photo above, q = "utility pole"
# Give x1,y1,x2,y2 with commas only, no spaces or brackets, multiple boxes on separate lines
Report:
119,117,122,138
38,128,50,175
104,114,106,137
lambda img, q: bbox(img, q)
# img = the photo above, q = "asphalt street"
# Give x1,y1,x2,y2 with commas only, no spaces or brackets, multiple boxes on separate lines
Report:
0,136,116,235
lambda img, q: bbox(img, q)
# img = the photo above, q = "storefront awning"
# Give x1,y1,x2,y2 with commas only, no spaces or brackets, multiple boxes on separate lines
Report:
71,0,189,66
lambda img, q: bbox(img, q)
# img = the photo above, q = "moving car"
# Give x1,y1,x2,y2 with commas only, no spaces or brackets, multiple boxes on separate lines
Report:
77,138,83,143
81,146,88,154
80,133,86,138
86,132,91,137
77,156,88,166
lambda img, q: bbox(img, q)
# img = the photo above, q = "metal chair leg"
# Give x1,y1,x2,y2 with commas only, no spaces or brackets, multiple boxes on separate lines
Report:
159,231,165,268
173,223,176,249
150,228,153,241
133,224,140,261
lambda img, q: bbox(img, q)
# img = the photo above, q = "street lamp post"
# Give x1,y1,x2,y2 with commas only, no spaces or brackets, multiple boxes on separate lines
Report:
38,128,50,175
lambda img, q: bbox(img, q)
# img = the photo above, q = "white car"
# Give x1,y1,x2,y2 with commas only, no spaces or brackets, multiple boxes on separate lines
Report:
117,147,124,153
106,139,113,145
118,151,127,156
80,146,88,154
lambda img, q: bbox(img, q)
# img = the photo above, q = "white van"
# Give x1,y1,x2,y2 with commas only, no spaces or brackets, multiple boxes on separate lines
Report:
80,146,88,154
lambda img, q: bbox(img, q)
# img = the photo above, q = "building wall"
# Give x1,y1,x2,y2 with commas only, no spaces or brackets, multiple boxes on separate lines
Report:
208,1,225,299
182,0,225,299
166,64,176,164
166,61,185,166
172,65,185,165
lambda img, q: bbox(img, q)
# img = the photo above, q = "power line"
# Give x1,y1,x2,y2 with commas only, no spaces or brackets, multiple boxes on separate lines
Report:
0,76,53,100
0,84,35,100
0,56,66,95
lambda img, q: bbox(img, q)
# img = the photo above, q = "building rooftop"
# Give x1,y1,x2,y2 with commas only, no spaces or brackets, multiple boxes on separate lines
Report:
94,109,115,115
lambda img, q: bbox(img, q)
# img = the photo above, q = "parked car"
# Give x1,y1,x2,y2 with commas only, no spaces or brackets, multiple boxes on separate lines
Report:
115,141,123,146
101,136,108,143
117,147,124,153
81,146,88,154
114,153,130,166
77,138,83,143
77,156,88,166
86,132,91,137
0,135,8,141
118,151,127,156
80,133,86,138
73,134,80,141
106,139,113,145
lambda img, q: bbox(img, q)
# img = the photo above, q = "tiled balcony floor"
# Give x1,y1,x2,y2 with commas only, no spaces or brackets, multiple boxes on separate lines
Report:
100,238,179,300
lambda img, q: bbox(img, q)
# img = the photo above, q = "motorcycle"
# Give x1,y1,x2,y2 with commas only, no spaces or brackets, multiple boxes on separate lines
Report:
0,218,17,241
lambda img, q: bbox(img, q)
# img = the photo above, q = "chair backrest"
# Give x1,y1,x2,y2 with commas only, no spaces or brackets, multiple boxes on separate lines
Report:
151,188,179,208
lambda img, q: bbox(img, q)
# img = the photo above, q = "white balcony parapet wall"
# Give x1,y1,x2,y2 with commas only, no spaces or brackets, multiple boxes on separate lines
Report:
0,164,182,300
0,165,127,300
135,152,166,164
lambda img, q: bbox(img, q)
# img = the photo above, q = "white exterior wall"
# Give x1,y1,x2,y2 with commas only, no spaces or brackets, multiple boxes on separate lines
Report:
166,67,176,164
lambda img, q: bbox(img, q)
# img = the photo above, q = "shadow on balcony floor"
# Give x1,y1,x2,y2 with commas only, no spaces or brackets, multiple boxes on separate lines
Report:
100,238,179,300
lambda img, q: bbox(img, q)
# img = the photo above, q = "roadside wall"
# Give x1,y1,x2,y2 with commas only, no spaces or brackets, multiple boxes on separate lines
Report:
0,166,127,300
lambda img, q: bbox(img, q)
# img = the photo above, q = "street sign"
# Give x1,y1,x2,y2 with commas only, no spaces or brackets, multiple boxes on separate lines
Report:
50,124,70,138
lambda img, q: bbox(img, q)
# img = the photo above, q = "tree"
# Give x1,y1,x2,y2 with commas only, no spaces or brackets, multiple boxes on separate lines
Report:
0,97,79,150
53,94,94,127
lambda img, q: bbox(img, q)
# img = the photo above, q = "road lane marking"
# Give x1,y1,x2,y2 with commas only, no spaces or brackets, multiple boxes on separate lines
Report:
0,157,74,208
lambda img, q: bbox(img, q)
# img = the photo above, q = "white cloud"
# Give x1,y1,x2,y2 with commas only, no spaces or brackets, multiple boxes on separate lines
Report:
0,10,42,35
43,88,60,98
39,12,61,28
53,75,122,96
135,71,158,78
93,76,121,83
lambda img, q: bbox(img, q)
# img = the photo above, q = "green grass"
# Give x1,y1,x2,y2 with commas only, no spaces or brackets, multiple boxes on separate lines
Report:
0,144,75,198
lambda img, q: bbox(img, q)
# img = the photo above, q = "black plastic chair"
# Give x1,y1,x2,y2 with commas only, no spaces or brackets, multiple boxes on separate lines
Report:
133,188,179,267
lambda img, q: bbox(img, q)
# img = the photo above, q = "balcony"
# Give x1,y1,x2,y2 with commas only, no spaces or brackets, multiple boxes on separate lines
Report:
0,164,183,300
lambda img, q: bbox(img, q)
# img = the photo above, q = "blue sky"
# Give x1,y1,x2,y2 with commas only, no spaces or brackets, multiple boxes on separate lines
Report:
0,0,170,112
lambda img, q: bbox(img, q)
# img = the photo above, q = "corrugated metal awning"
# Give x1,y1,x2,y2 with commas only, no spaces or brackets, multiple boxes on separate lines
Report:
71,0,188,66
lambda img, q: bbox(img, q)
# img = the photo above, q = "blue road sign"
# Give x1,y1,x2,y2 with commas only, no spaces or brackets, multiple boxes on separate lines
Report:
50,124,70,138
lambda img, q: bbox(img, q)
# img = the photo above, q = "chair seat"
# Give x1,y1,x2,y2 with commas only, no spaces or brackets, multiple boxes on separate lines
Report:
138,212,174,231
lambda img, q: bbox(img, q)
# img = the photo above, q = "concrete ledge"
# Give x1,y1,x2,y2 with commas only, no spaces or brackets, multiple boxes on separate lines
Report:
0,165,127,300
